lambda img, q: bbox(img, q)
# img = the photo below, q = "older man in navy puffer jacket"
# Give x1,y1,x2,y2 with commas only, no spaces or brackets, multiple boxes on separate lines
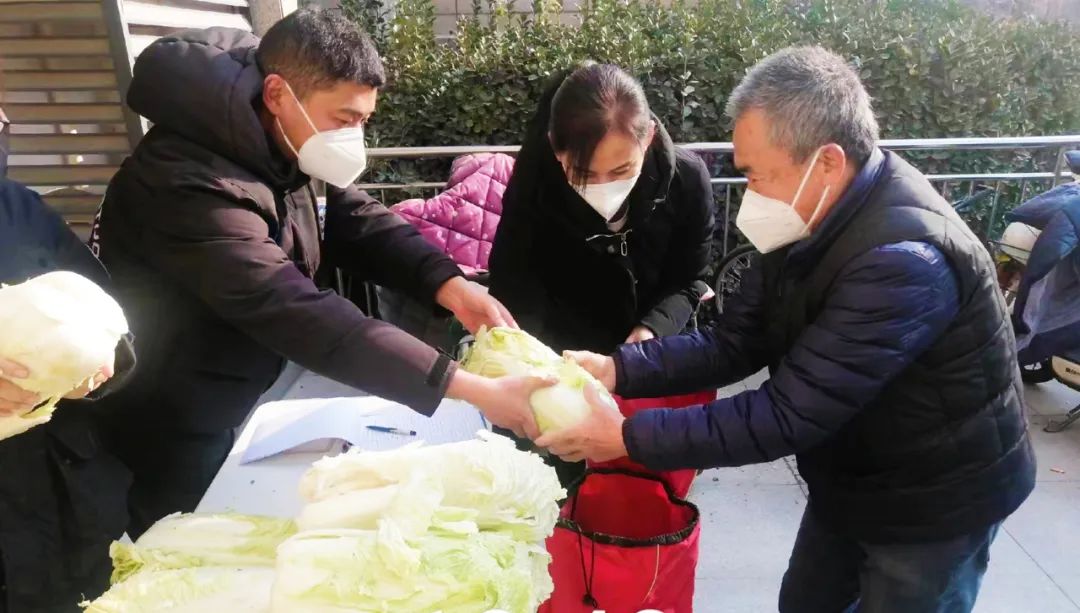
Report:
536,46,1036,613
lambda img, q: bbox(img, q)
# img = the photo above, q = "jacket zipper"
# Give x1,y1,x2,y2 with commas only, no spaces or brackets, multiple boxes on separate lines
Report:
585,229,639,304
585,228,633,257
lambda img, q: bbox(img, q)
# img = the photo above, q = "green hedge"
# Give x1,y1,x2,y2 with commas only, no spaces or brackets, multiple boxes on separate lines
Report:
344,0,1080,273
351,0,1079,146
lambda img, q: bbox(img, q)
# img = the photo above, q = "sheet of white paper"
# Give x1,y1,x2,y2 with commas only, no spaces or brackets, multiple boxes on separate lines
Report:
239,396,488,464
341,398,488,451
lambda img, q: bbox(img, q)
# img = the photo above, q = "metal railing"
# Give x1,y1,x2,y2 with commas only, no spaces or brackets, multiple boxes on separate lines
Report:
358,135,1080,256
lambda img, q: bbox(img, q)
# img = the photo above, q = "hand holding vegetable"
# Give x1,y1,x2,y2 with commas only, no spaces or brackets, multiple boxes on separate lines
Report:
459,327,623,440
0,271,129,440
436,276,517,334
0,358,39,416
625,325,656,344
535,383,628,463
447,370,551,439
63,358,114,400
562,350,617,392
1,356,115,415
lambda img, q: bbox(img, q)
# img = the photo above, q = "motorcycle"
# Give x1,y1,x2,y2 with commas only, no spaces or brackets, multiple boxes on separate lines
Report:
994,150,1080,433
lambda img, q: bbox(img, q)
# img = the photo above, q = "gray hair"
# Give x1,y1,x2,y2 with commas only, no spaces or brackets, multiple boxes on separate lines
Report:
725,46,879,164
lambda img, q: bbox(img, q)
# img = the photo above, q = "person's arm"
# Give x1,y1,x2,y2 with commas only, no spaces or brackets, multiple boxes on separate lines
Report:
624,242,960,471
323,184,515,333
33,188,138,400
132,184,455,415
45,197,112,288
610,254,772,398
488,167,548,335
636,153,715,339
322,184,463,302
75,335,135,401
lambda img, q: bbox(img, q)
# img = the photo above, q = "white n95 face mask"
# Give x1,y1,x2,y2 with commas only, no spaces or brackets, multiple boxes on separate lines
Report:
575,175,640,221
736,147,831,254
277,81,368,189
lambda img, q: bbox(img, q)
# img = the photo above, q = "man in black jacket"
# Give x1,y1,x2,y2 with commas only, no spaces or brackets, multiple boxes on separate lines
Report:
92,10,547,538
0,178,134,612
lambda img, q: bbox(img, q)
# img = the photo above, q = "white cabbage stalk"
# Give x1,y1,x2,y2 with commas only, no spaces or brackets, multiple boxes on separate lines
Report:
82,567,274,613
296,468,483,536
460,326,620,433
271,523,553,613
109,513,297,584
0,271,128,439
298,431,564,542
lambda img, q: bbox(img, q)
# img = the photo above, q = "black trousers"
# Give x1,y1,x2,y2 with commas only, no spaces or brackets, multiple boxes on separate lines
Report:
103,424,235,539
0,417,130,612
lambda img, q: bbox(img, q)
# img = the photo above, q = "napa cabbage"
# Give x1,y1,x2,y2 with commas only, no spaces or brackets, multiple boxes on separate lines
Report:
460,327,620,433
0,271,128,440
109,513,296,584
271,523,552,613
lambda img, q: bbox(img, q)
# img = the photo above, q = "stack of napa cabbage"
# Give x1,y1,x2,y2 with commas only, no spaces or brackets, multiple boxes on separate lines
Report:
84,432,563,612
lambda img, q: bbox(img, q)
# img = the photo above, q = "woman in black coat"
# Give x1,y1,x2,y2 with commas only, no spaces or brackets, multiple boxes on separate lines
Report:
490,63,715,356
488,64,714,483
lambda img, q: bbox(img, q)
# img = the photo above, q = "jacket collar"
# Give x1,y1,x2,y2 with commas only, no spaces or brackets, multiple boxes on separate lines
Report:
786,147,887,268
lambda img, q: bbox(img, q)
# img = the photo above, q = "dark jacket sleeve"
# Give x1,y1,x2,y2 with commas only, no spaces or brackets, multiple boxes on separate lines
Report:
638,151,715,336
622,242,960,471
322,184,462,302
488,75,568,335
132,181,455,414
48,218,138,400
46,207,137,400
50,213,111,286
488,161,549,335
614,252,771,398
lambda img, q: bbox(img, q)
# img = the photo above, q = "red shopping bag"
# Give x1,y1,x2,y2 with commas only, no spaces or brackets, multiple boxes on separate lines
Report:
591,391,717,498
539,468,701,613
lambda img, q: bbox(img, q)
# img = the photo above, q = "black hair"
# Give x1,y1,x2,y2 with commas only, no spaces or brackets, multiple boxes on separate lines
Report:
548,63,652,186
257,8,386,98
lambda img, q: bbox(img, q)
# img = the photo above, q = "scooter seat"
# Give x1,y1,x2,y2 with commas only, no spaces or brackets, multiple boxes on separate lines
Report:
1052,354,1080,392
1060,346,1080,365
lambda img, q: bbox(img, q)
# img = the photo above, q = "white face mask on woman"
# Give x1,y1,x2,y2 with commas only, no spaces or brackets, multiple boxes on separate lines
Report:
574,175,640,221
735,147,830,254
276,81,368,189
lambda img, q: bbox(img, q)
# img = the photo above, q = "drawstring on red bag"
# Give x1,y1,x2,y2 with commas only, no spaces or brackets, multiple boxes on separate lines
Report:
642,545,661,603
573,482,600,608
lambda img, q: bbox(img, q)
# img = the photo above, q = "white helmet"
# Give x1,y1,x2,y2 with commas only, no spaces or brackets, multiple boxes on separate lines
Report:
998,222,1041,264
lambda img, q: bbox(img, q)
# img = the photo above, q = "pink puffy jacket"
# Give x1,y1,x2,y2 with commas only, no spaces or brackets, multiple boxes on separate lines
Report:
391,153,514,275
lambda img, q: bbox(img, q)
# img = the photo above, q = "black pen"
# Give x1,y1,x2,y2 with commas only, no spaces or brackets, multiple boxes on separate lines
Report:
366,425,417,436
